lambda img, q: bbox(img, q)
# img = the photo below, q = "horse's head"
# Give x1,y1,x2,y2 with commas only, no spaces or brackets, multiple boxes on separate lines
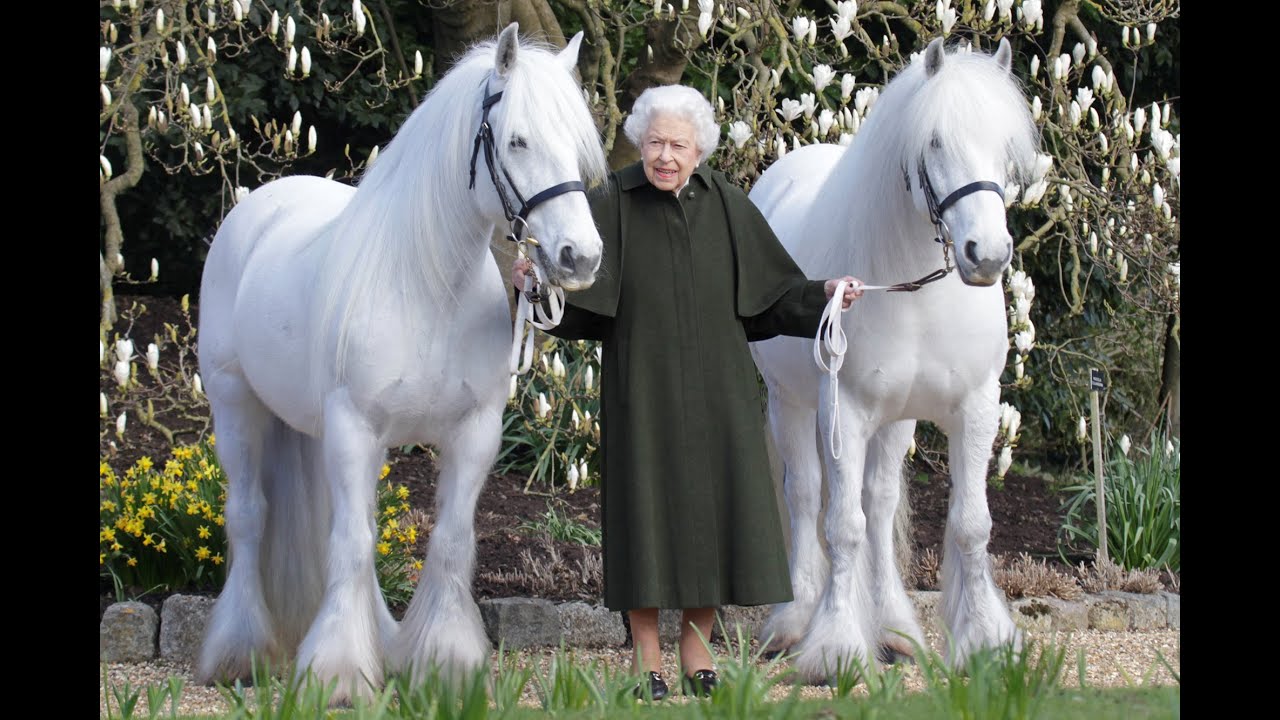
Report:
901,37,1038,287
472,23,607,291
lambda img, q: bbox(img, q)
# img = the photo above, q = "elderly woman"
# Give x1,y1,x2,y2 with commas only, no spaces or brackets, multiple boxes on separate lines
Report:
512,84,863,699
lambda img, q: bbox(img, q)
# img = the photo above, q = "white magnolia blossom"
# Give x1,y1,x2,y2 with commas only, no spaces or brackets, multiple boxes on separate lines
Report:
536,392,550,419
146,343,160,371
368,144,379,165
1013,328,1034,354
698,11,713,37
100,340,105,365
579,460,589,485
854,86,877,114
1088,107,1099,130
208,36,217,62
1167,261,1179,285
202,104,212,131
818,108,836,136
1091,65,1107,91
269,10,280,38
308,125,317,154
1133,106,1147,136
938,2,957,34
1118,434,1132,456
1068,101,1081,128
791,16,812,43
736,6,749,21
1019,0,1043,30
1167,157,1179,185
777,98,802,122
176,41,188,68
1029,55,1039,79
1165,440,1175,458
233,0,244,22
997,0,1014,22
585,364,594,391
1077,416,1087,442
1013,295,1031,325
285,15,296,46
155,8,165,33
117,412,128,438
291,111,303,137
727,120,752,149
100,392,109,417
508,374,517,400
234,186,251,203
1130,152,1139,173
1030,95,1041,121
150,258,159,281
1075,87,1094,113
1146,22,1156,42
193,373,204,396
983,0,995,22
1072,42,1086,66
835,0,858,22
996,445,1012,477
206,76,216,101
799,92,817,119
1020,179,1048,205
812,64,835,92
101,84,112,107
114,359,131,387
552,353,566,378
100,47,112,78
287,46,298,74
301,46,312,77
1014,356,1024,380
1162,102,1172,127
1089,231,1098,254
840,74,855,102
1007,408,1021,442
999,402,1014,432
1098,132,1109,153
830,15,852,43
1153,183,1165,207
1118,256,1129,283
1031,153,1054,181
115,338,134,364
414,50,423,77
567,462,580,491
1003,183,1020,207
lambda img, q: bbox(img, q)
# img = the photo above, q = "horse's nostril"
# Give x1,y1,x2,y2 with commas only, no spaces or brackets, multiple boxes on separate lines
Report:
559,245,576,272
965,240,980,265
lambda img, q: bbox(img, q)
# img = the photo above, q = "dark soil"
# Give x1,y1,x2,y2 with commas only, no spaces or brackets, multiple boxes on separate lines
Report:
99,294,1133,618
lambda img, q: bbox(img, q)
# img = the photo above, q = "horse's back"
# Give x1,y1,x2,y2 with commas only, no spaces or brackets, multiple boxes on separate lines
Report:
749,144,845,265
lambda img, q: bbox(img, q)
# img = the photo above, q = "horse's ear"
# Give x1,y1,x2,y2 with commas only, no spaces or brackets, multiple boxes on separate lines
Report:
495,22,520,79
924,37,946,77
559,31,584,74
993,37,1013,73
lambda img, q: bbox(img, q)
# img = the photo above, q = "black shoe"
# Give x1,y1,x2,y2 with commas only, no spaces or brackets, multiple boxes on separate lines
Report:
634,671,669,701
682,669,718,697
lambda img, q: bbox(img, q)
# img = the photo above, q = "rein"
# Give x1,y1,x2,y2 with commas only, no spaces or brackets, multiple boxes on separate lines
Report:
812,164,1006,459
467,80,585,375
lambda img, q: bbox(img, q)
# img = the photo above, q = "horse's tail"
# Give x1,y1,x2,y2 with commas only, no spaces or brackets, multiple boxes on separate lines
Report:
894,464,915,584
259,417,330,654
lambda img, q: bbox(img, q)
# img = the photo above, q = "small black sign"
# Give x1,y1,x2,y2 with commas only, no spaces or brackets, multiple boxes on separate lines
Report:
1089,368,1105,391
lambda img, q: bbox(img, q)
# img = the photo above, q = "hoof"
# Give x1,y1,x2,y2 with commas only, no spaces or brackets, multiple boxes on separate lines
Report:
877,644,916,666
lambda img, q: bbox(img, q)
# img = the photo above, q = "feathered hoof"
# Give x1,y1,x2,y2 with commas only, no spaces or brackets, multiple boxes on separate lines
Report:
759,603,814,657
194,640,285,687
790,639,876,687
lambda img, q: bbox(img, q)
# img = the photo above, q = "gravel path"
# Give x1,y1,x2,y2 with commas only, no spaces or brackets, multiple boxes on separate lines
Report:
100,627,1179,717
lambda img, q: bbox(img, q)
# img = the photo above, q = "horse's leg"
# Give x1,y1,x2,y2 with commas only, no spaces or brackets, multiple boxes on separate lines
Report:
863,421,926,663
940,385,1020,668
791,382,877,684
760,393,827,655
386,406,498,686
293,389,389,705
196,376,284,685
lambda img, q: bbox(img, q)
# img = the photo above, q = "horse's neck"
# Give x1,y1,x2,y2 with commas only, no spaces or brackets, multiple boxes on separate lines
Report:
816,153,940,285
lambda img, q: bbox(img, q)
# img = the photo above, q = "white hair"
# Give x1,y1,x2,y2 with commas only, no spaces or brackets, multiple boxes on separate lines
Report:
624,85,720,163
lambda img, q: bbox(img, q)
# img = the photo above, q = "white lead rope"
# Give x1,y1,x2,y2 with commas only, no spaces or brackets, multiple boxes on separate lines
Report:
814,280,853,459
510,263,565,375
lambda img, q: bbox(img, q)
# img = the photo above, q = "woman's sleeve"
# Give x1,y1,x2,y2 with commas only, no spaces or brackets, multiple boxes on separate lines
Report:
538,297,612,341
741,277,827,341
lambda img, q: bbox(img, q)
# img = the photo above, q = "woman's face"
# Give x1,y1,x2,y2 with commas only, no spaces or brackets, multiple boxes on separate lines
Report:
640,113,700,193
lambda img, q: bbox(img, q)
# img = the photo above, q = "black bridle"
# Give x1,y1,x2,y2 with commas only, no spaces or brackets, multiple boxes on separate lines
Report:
468,82,586,246
889,159,1005,292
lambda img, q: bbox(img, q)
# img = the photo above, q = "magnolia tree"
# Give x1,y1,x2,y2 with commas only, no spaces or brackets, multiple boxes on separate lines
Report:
99,0,426,326
99,0,1179,463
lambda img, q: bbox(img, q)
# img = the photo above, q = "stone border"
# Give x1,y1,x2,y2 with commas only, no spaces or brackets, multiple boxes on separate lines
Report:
101,590,1181,664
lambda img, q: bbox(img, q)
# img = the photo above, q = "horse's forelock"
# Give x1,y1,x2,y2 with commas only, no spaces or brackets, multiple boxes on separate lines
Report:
892,47,1039,183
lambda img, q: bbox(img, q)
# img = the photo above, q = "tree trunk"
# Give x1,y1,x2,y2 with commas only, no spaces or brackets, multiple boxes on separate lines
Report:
430,0,565,72
605,16,702,170
1158,313,1179,438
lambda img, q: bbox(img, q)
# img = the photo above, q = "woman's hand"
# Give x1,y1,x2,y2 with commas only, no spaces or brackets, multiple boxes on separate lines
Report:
824,276,865,309
511,257,533,291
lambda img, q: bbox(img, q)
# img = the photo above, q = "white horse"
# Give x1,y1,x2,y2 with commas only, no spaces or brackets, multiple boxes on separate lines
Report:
195,24,607,703
747,38,1039,682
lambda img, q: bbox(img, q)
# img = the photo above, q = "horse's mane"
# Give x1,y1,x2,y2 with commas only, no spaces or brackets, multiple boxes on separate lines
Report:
807,42,1039,275
309,34,607,386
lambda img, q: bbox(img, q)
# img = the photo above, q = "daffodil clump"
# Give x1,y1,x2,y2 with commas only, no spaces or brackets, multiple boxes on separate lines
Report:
100,438,227,598
375,463,425,609
499,337,600,493
100,441,424,604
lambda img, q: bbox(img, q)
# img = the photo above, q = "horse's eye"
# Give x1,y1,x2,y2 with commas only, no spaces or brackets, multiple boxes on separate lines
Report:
509,136,528,149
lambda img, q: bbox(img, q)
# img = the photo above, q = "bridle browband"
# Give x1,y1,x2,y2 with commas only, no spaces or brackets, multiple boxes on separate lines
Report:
468,82,586,251
888,158,1005,292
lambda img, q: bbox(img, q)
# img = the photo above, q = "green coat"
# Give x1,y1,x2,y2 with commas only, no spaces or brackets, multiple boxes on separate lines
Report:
551,161,828,611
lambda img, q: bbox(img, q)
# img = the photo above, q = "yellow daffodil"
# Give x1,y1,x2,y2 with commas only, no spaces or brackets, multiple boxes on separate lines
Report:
380,464,391,479
212,554,224,565
127,557,138,567
195,546,211,561
377,542,391,556
198,526,211,539
396,485,409,500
